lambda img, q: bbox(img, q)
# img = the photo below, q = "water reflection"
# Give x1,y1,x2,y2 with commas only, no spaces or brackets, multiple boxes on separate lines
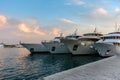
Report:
0,47,103,80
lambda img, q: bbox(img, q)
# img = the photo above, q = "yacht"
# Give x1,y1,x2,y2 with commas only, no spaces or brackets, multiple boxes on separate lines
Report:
20,42,50,53
94,32,120,57
42,32,80,54
61,30,103,55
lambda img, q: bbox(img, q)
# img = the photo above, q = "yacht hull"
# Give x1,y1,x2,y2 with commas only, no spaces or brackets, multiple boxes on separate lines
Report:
20,43,50,53
42,42,70,54
94,43,116,57
61,38,97,55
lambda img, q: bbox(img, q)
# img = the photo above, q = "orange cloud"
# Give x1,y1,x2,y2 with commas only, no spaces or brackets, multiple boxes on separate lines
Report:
18,23,32,33
92,8,108,16
33,27,45,35
0,15,7,27
51,28,61,35
18,23,45,35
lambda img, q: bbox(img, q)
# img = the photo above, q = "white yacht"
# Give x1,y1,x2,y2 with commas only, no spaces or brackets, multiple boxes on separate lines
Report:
61,31,103,55
20,42,50,53
42,32,80,54
94,32,120,57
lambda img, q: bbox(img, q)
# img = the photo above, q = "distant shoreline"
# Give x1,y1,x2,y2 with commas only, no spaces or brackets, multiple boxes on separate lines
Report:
3,44,23,48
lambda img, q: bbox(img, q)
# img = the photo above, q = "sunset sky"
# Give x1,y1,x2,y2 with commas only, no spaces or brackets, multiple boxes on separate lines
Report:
0,0,120,43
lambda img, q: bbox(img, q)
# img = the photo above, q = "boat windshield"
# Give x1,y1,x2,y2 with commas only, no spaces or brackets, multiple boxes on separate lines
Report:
78,38,99,41
66,35,80,38
113,42,120,46
83,33,103,37
54,37,63,39
102,36,120,40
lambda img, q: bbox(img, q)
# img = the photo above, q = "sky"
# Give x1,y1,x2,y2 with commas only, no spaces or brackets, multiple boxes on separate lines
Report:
0,0,120,44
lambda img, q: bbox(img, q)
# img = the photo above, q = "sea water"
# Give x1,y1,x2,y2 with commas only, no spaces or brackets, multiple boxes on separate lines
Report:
0,47,102,80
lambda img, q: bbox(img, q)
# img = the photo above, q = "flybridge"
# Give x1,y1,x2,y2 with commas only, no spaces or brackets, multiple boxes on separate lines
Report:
103,33,120,37
109,32,120,34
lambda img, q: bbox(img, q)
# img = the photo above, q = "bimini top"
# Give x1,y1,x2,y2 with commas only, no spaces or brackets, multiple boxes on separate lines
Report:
65,33,81,39
109,32,120,34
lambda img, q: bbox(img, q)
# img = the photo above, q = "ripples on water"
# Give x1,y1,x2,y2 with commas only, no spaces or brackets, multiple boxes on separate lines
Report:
0,47,103,80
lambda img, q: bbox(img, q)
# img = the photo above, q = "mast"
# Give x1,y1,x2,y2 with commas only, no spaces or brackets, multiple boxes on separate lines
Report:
118,23,120,32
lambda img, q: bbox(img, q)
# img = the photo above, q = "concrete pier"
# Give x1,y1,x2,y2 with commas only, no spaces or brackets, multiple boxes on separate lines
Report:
43,56,120,80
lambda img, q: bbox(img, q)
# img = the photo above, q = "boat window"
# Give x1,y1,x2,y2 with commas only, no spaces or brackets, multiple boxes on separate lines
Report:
55,37,60,39
73,45,78,51
30,48,34,52
104,37,107,39
116,36,120,39
116,36,118,39
114,36,116,39
106,50,110,54
101,37,104,39
104,37,106,39
117,36,119,39
51,47,55,51
118,36,120,39
76,36,80,38
103,36,120,40
113,43,120,46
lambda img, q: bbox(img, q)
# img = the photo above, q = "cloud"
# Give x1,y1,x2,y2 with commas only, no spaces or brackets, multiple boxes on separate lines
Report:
115,15,120,21
18,23,32,33
51,28,62,35
115,8,120,12
65,0,85,5
92,8,108,16
59,18,76,25
18,23,45,35
33,27,46,35
0,14,116,43
0,15,7,27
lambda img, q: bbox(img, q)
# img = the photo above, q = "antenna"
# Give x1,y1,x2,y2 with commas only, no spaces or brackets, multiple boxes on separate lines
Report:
118,28,119,32
19,41,21,44
90,24,97,33
114,22,118,32
74,29,78,35
114,22,120,32
94,27,97,33
118,23,120,32
60,33,63,37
